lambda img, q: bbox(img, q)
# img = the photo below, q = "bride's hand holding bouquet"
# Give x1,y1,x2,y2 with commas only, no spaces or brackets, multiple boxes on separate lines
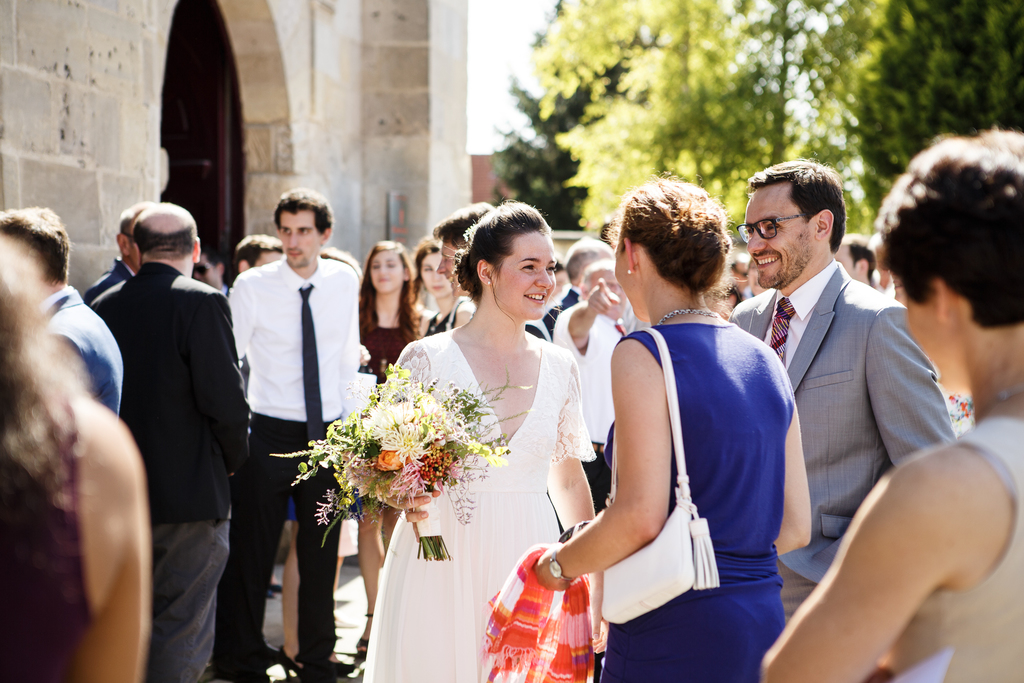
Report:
284,364,509,560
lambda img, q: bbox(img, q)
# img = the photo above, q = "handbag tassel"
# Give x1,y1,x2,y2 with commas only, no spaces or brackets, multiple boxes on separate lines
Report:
689,516,720,590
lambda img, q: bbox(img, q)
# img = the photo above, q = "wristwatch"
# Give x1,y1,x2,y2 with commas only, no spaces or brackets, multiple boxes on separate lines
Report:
549,546,566,580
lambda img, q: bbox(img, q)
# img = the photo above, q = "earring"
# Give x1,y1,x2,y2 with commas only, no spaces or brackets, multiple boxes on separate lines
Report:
627,269,633,275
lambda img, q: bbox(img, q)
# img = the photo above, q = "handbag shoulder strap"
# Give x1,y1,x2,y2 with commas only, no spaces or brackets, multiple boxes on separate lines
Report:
609,328,695,512
608,326,720,590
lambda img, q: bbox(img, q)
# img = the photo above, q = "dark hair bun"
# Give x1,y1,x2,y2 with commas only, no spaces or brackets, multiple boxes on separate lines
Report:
454,202,551,302
610,179,731,294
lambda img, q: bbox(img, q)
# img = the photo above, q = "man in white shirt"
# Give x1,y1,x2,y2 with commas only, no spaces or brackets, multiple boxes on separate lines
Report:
553,258,622,515
214,188,360,683
731,161,954,617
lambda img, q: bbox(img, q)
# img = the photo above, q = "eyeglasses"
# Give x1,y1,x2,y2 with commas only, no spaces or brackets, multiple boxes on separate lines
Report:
737,214,809,243
194,263,210,274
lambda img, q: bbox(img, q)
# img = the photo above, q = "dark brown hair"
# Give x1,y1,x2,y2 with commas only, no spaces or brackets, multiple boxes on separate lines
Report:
454,202,551,302
0,208,70,284
0,237,81,528
748,160,847,253
412,237,442,303
432,202,495,248
608,179,731,294
234,233,283,271
841,233,876,280
359,241,419,345
274,188,334,234
880,129,1024,326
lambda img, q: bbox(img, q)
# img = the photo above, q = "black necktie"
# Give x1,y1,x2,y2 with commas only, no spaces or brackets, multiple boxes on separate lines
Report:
300,285,324,442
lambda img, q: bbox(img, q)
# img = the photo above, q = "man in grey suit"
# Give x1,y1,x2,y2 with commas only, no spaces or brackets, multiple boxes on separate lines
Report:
730,160,955,617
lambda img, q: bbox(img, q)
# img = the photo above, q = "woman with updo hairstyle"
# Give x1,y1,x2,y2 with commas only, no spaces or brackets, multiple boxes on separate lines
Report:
362,202,598,683
765,130,1024,683
0,236,150,682
534,179,810,683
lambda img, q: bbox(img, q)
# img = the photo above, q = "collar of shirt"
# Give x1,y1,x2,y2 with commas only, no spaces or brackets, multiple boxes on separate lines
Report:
40,285,74,313
776,259,839,322
278,258,325,291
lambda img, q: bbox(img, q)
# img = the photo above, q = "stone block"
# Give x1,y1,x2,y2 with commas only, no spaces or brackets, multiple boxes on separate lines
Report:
86,0,120,13
362,91,430,137
363,0,429,44
1,68,54,154
228,18,290,124
88,9,143,97
20,159,102,244
362,136,430,185
91,92,121,169
56,82,89,157
99,172,142,243
274,124,294,173
1,153,20,208
362,45,429,90
68,243,118,293
245,126,273,173
17,0,90,84
120,101,148,176
0,0,14,64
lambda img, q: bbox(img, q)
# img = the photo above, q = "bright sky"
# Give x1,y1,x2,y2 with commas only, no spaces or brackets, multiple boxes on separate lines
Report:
466,0,559,155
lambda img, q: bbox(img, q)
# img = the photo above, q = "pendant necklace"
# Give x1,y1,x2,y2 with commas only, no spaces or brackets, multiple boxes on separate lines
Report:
658,308,720,325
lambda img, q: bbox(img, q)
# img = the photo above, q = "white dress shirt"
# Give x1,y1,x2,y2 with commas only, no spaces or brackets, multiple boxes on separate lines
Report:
553,306,619,445
230,258,361,423
764,259,839,369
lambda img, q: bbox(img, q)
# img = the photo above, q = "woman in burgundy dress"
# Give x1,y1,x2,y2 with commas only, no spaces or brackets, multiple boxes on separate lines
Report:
354,240,425,653
0,237,149,682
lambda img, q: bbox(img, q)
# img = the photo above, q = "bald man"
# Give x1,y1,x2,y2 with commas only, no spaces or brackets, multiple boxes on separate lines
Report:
84,200,157,305
93,203,250,683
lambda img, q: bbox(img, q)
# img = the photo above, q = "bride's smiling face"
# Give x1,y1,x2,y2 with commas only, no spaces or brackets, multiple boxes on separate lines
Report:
483,231,557,322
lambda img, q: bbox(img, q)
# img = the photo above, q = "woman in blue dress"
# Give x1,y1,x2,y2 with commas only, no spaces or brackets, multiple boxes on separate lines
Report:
536,178,811,682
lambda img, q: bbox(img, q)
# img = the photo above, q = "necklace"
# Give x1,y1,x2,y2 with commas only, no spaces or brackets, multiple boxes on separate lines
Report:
995,383,1024,403
658,308,720,325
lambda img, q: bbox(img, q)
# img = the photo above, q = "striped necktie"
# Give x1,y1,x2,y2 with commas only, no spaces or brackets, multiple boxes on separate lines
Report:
770,296,796,364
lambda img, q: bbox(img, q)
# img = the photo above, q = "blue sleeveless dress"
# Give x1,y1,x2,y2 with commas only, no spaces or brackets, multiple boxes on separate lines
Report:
601,323,795,683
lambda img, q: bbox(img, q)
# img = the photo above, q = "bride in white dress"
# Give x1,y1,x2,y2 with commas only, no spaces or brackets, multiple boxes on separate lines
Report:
363,203,599,683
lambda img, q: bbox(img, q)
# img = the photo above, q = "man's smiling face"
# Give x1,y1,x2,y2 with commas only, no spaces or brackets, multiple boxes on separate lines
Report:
744,182,814,293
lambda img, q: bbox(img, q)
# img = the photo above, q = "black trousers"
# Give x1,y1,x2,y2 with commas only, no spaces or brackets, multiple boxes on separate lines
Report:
213,414,341,683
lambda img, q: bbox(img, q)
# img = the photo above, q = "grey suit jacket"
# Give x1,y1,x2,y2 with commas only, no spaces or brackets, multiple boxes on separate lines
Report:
731,266,955,582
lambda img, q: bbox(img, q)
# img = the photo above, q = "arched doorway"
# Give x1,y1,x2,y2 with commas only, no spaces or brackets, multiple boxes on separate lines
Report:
160,0,244,267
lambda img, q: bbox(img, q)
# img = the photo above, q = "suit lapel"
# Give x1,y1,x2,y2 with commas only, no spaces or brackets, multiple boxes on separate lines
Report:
748,294,774,341
787,268,846,390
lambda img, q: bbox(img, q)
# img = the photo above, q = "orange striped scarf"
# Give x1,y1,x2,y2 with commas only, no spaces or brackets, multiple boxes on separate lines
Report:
483,545,594,683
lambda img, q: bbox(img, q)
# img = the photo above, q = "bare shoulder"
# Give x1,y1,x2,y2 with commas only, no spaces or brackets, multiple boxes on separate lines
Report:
860,443,1014,589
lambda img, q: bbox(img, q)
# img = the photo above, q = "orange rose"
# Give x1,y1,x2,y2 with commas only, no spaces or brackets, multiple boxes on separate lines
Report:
376,449,403,471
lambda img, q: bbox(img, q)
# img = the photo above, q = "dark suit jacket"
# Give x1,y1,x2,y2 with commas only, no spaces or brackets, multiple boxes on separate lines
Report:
542,287,580,337
94,262,250,525
84,258,133,306
49,287,124,414
731,266,954,581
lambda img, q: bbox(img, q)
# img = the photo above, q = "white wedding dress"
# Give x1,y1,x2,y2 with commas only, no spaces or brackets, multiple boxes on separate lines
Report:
363,331,594,683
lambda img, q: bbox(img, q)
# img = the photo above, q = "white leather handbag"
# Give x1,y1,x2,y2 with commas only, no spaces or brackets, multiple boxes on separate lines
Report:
601,328,720,624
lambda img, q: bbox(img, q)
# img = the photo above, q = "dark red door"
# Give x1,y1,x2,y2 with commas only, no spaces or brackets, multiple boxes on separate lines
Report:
160,0,244,272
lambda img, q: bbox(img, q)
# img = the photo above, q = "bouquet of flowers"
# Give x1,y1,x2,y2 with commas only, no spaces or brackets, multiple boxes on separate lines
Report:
287,364,509,560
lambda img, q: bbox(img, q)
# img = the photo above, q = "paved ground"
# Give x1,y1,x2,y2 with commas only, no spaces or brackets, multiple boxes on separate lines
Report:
205,560,368,682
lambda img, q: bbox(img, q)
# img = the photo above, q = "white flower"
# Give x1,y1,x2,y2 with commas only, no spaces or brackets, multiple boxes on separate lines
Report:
380,422,430,463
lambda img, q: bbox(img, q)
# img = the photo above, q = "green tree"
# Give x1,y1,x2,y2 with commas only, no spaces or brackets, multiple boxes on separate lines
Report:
855,0,1024,208
491,78,592,230
535,0,875,228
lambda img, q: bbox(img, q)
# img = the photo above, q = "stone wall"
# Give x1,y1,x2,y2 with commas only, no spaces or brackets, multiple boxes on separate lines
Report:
0,0,164,291
0,0,469,289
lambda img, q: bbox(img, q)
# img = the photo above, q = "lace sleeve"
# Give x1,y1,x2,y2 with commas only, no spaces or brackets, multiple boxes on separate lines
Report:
553,357,595,463
397,341,432,385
